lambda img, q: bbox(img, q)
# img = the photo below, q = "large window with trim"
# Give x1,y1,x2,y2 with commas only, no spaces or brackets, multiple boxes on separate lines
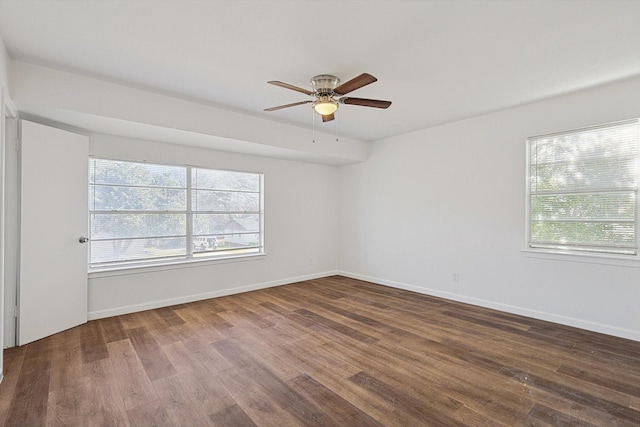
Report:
89,158,263,268
527,119,639,256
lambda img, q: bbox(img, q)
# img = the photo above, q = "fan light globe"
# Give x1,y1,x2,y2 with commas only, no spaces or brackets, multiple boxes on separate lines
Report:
314,101,338,116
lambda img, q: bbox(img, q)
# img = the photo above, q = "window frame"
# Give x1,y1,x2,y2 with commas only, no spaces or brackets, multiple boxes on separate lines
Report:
524,118,640,261
88,157,265,272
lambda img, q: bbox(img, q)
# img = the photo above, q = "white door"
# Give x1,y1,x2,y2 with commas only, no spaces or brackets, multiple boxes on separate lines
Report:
19,120,89,345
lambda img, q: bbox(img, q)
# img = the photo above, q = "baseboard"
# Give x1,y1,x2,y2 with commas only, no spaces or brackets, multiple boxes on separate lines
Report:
88,270,339,320
338,270,640,343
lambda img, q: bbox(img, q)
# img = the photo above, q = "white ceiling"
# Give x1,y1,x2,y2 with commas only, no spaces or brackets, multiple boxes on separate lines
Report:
1,0,640,143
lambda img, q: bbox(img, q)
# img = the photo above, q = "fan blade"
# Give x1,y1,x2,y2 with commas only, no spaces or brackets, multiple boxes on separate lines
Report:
322,113,335,122
341,97,392,109
264,100,312,111
334,73,377,95
267,81,313,96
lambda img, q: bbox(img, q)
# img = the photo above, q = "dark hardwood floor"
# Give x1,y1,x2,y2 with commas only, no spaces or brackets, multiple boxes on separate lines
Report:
1,275,639,426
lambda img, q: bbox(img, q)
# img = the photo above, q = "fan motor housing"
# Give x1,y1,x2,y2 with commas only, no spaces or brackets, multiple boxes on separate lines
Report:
310,75,340,94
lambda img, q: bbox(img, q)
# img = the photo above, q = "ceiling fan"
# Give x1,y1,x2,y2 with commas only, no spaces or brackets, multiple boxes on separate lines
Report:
264,73,391,122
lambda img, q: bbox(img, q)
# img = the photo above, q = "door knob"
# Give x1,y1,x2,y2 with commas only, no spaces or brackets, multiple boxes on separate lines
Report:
79,236,89,244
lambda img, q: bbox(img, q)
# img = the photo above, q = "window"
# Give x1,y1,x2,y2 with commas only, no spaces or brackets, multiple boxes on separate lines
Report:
527,119,639,256
89,158,263,268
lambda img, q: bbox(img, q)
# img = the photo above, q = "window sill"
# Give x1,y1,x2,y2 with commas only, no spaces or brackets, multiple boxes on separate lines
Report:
88,252,266,279
521,248,640,268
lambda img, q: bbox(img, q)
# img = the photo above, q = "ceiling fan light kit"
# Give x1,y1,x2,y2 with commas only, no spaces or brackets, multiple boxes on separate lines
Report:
265,73,391,123
313,99,338,116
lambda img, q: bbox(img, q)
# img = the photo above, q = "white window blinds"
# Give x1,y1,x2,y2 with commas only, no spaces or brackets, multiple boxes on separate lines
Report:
89,158,264,268
527,120,639,255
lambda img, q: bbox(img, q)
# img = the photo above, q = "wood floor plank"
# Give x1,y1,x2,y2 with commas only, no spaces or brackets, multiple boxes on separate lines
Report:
214,339,340,427
557,363,640,398
45,329,87,426
175,306,231,342
230,307,275,329
180,337,234,374
369,339,536,426
529,323,640,360
80,319,109,364
153,306,186,327
0,347,26,426
81,358,130,426
209,404,258,427
452,404,510,426
47,326,83,393
99,315,128,343
349,371,467,427
160,341,236,415
632,395,640,411
274,337,414,426
279,338,361,380
528,403,600,427
500,367,640,423
127,326,177,382
317,335,492,425
45,375,89,426
4,338,53,426
288,373,386,427
3,275,640,426
233,337,304,381
152,373,214,426
293,308,378,344
443,337,636,409
126,399,172,427
107,339,158,411
216,369,302,427
147,321,186,347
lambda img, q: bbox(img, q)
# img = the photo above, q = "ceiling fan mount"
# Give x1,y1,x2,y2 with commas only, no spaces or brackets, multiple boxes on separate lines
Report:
264,73,391,122
310,74,340,94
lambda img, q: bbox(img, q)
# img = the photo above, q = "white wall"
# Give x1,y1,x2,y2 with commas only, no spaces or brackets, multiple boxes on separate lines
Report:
88,134,339,319
0,39,7,92
338,75,640,342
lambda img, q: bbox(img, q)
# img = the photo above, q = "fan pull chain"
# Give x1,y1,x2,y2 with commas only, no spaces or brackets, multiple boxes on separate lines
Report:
335,114,339,142
312,107,316,143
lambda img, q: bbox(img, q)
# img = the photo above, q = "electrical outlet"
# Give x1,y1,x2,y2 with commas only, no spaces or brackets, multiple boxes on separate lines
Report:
308,258,313,266
452,272,460,282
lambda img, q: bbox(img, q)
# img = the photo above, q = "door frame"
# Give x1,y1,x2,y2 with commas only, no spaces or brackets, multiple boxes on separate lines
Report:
2,93,18,350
